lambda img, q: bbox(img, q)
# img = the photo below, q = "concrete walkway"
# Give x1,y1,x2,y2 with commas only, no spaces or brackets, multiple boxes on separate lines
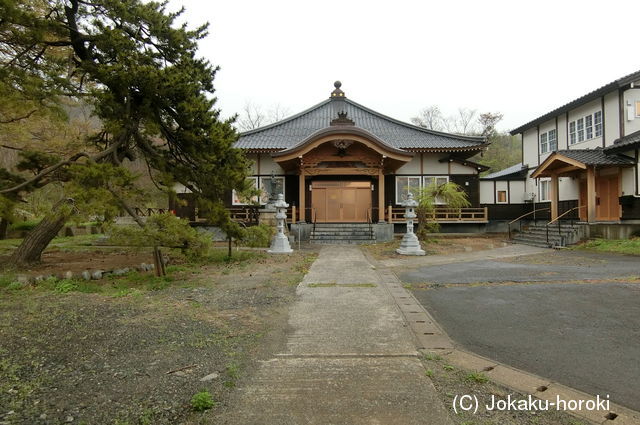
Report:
219,245,453,425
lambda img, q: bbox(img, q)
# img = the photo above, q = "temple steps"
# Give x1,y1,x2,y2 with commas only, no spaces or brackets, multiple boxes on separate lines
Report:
310,223,376,245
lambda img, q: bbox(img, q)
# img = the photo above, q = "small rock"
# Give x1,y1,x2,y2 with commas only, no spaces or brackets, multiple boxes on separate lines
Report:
91,270,103,280
139,263,148,271
39,413,47,419
33,275,45,282
81,271,91,280
64,271,74,280
16,275,30,284
173,371,186,377
199,372,219,382
121,267,129,273
148,264,155,270
66,415,74,423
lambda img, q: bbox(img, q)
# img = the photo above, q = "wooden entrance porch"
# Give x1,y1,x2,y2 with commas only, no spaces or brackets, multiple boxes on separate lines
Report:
531,150,634,222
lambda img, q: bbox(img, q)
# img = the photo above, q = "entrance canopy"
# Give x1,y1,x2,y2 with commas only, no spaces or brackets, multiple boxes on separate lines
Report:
531,149,634,178
272,127,413,173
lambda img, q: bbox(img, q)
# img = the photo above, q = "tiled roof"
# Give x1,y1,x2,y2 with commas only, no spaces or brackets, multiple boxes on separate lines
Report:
556,149,635,166
235,98,486,151
604,130,640,154
482,163,527,180
510,69,640,135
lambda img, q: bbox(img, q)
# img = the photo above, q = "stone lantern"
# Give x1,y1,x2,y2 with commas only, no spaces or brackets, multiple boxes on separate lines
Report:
268,193,293,254
396,192,425,256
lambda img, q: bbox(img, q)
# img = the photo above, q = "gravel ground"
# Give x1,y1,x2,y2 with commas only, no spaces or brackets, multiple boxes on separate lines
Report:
0,248,318,425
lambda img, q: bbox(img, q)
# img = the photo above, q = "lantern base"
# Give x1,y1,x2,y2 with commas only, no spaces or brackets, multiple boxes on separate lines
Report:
268,234,293,254
396,233,425,256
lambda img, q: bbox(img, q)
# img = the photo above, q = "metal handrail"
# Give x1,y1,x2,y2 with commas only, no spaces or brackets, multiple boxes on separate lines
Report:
366,208,373,238
545,205,586,245
507,208,550,239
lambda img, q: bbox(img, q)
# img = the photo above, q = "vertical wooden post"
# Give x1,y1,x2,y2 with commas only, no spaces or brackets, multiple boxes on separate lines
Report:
388,205,393,222
378,170,385,222
586,167,597,222
291,205,296,224
299,170,305,222
550,174,559,220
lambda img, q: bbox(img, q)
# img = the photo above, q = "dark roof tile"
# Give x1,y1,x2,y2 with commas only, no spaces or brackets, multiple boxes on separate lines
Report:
235,98,487,151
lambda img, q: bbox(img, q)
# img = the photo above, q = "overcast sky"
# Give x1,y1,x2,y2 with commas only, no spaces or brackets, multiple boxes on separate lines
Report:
169,0,639,132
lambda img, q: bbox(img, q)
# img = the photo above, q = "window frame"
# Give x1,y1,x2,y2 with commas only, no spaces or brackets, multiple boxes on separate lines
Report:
548,128,557,151
496,189,508,204
423,175,450,205
259,176,285,205
540,132,549,154
636,101,640,117
569,111,603,144
539,179,550,202
232,176,259,206
395,176,421,205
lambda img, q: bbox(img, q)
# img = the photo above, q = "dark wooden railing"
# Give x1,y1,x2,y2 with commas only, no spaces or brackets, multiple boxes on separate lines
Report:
388,207,488,223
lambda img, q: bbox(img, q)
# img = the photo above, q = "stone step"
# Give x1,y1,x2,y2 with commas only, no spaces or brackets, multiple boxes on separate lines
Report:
510,239,553,248
311,231,374,236
310,239,375,245
311,235,376,241
513,234,564,243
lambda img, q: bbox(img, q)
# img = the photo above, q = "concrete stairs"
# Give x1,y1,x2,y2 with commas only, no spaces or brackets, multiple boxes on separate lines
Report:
511,222,586,248
310,223,376,245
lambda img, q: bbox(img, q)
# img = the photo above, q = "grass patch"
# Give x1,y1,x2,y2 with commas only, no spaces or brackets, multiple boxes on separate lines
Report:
576,238,640,256
464,372,489,384
423,352,443,361
190,390,215,412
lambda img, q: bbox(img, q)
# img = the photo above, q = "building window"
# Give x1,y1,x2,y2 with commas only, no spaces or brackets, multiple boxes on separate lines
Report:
594,111,602,137
540,129,557,154
548,129,557,151
395,176,421,204
423,176,449,204
539,179,550,201
496,190,508,203
259,176,285,204
540,132,548,153
569,121,576,144
569,111,602,144
232,177,259,205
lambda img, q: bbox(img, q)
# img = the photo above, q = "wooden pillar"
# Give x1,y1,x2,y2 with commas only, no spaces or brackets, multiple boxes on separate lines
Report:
550,173,559,220
299,170,306,222
586,166,596,222
378,170,385,222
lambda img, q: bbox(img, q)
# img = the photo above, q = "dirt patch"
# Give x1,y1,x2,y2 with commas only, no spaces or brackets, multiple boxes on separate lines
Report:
365,234,507,259
2,249,157,277
0,248,319,425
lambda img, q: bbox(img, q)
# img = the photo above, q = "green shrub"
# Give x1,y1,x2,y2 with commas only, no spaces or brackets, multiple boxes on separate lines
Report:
241,224,274,248
107,214,212,259
9,220,41,232
190,390,215,411
6,281,24,290
54,279,78,293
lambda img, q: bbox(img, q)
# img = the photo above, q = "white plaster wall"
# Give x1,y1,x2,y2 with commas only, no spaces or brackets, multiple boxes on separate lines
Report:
173,183,192,194
522,129,538,167
558,177,579,201
567,98,603,150
604,90,620,145
479,180,494,204
422,154,449,174
557,113,568,150
510,181,526,203
246,153,258,174
259,155,285,174
623,88,640,136
396,156,421,174
621,167,635,196
450,162,476,174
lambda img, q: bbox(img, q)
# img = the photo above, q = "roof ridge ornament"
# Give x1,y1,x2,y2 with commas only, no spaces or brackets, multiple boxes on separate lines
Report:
330,80,345,98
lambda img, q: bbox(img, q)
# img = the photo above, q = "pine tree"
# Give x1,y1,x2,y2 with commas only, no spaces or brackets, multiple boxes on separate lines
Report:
0,0,249,264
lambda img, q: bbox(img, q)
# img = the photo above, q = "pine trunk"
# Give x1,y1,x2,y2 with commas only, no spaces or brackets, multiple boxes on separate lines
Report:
9,212,68,265
0,218,8,240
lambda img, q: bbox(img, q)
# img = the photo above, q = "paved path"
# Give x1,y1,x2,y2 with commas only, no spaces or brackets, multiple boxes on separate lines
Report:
219,245,453,425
